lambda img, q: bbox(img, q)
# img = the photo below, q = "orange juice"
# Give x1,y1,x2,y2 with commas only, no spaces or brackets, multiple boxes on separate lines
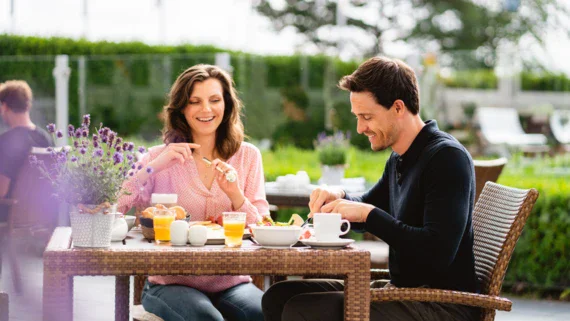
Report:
154,215,175,243
223,221,246,247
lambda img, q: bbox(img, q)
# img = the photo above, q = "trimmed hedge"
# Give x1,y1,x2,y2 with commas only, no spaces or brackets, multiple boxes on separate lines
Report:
0,34,360,142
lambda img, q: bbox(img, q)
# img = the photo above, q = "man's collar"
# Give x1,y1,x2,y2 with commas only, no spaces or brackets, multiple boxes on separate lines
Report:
397,120,438,172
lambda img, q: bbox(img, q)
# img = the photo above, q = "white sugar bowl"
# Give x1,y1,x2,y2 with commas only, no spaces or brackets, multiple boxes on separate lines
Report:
188,225,208,246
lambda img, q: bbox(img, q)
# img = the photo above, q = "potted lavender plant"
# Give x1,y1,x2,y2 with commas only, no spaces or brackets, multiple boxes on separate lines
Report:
29,115,147,247
315,131,350,185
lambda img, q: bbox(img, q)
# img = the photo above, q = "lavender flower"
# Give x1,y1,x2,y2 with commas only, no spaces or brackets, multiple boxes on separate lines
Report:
70,156,78,162
126,154,133,161
57,153,67,164
127,142,135,152
54,130,62,138
93,141,99,148
146,167,154,174
82,114,91,128
47,123,56,134
29,155,38,165
101,136,108,143
108,131,115,147
131,164,136,169
92,134,99,142
68,124,75,137
137,164,143,170
79,148,87,155
46,147,53,153
129,171,134,177
115,146,122,152
114,137,123,147
73,141,79,148
75,128,82,138
81,128,88,138
138,147,146,154
93,166,98,172
93,149,104,157
113,152,123,165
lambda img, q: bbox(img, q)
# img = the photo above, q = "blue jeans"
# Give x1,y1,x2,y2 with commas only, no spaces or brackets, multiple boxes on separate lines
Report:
142,281,264,321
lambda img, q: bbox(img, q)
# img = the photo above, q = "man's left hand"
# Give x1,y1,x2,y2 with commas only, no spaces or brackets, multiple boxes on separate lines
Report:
317,199,375,223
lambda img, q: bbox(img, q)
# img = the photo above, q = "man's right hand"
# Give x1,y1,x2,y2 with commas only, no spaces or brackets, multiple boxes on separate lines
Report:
308,186,345,217
148,143,201,173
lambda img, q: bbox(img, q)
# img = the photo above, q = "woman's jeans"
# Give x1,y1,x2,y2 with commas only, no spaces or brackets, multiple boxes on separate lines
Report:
142,280,264,321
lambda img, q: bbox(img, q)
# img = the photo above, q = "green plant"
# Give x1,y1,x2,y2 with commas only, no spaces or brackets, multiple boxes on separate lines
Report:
30,115,147,205
315,131,350,166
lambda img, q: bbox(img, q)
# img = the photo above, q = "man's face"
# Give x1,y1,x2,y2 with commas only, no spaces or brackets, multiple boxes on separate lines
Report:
350,91,399,151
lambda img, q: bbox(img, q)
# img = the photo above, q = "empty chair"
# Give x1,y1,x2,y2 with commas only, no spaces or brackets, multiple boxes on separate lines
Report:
549,109,570,151
473,157,508,203
369,182,539,321
476,107,548,156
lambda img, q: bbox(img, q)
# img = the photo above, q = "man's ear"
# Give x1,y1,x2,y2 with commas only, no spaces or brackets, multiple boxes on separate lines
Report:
392,100,406,115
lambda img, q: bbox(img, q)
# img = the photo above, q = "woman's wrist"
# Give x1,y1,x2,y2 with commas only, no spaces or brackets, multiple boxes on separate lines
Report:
229,191,246,210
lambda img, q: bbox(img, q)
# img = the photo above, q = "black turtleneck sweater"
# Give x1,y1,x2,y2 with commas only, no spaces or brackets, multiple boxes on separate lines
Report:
347,120,478,293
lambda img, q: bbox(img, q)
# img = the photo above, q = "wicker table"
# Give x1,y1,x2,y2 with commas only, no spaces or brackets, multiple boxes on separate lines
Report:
43,227,371,321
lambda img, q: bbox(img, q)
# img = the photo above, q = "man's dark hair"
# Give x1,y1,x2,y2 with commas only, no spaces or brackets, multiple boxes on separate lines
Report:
338,56,420,115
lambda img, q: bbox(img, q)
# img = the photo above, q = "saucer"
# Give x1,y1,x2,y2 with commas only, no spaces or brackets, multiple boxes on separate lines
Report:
301,238,354,249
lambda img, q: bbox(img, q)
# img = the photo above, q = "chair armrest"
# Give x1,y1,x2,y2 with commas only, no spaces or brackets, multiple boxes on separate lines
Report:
370,269,390,280
371,287,512,311
0,198,17,206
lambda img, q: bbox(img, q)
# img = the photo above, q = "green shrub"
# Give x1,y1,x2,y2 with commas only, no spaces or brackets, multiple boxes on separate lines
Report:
521,72,570,92
440,69,498,89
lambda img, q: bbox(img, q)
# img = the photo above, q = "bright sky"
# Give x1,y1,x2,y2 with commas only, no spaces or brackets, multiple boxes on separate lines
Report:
0,0,569,74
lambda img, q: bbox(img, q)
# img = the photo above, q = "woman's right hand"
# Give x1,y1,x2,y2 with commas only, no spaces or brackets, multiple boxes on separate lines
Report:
148,143,201,173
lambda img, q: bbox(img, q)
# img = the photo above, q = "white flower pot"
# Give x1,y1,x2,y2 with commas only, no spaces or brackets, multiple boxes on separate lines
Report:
319,165,346,186
69,204,116,248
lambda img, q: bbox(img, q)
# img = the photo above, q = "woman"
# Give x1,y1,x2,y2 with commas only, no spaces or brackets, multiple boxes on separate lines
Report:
118,64,269,321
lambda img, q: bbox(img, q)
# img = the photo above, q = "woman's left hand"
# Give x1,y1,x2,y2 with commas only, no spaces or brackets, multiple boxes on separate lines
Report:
210,159,245,209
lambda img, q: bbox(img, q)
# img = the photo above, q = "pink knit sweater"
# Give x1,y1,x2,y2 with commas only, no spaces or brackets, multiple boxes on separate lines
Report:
118,142,269,293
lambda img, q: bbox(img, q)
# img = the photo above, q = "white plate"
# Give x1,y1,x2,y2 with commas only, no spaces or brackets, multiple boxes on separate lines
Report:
301,238,354,249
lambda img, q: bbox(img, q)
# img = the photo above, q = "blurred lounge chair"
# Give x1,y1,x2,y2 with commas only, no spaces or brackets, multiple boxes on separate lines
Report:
476,107,548,157
549,109,570,152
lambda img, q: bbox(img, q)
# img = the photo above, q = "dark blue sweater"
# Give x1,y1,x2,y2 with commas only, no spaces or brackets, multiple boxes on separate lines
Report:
348,120,478,293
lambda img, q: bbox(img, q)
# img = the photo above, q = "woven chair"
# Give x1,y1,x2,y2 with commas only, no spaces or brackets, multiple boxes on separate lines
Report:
369,182,539,321
473,158,508,203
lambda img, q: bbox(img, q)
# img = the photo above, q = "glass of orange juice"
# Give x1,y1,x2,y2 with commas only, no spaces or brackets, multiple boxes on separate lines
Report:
153,208,176,243
223,212,246,247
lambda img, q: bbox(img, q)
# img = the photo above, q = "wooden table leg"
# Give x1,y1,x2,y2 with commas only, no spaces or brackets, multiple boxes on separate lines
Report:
43,270,73,321
115,276,130,321
344,273,370,320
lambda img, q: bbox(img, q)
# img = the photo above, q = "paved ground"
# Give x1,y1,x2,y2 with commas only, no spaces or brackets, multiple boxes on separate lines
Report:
1,248,569,320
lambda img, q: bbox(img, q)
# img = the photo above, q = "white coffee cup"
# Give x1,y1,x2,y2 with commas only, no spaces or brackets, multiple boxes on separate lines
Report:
170,220,189,246
313,213,351,241
188,225,208,246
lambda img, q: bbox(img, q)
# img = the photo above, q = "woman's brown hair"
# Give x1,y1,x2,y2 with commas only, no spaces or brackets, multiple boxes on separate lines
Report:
162,64,244,160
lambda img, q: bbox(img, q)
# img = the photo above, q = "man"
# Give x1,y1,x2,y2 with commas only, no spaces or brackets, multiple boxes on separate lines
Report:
0,80,52,223
262,57,480,321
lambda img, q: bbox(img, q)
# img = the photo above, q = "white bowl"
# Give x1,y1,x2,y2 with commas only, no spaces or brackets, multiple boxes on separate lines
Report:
250,225,302,247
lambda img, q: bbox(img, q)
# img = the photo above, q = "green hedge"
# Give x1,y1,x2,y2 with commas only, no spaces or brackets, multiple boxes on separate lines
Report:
0,35,360,143
440,69,498,89
521,72,570,92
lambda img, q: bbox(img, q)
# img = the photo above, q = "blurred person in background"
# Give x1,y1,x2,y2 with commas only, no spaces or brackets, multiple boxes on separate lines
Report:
0,80,52,224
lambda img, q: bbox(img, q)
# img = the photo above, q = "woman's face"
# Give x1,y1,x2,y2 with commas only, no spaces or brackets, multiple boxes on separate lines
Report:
183,78,225,139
